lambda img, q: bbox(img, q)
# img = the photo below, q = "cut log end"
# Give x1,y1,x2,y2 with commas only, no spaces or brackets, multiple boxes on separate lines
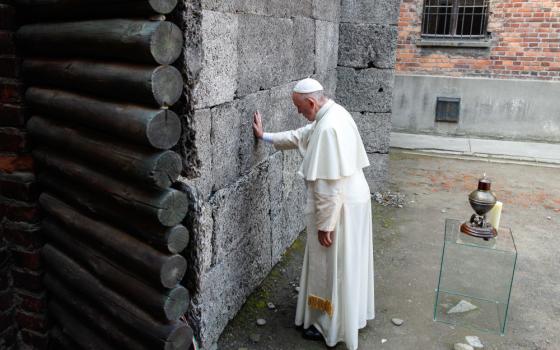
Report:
147,109,181,150
160,254,187,288
151,21,183,65
154,151,182,189
166,225,189,254
150,0,179,14
164,323,193,350
152,65,183,107
164,286,190,320
158,189,188,227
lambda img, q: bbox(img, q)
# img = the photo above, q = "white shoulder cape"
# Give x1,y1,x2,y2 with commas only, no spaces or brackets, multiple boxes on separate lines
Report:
298,103,369,181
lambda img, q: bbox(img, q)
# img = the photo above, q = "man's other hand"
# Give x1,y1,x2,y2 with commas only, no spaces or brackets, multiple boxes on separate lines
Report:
318,230,333,248
253,111,264,139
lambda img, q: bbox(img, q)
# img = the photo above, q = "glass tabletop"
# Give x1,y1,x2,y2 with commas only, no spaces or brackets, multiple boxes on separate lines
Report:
444,219,517,254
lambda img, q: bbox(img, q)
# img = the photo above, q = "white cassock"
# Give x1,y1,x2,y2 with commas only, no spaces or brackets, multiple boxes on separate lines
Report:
264,100,375,349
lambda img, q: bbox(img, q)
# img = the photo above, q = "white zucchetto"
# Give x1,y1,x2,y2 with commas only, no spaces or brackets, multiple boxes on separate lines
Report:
293,78,324,94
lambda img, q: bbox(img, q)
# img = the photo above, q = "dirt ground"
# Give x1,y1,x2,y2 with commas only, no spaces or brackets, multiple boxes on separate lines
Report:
217,150,560,350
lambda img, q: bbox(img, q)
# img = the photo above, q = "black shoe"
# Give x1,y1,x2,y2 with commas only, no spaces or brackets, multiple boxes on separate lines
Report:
302,326,323,341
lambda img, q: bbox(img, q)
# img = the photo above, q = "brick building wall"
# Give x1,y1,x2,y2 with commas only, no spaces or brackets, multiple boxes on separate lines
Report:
397,0,560,80
0,1,48,348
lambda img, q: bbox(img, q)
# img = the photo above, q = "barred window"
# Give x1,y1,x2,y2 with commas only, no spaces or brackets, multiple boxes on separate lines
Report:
422,0,490,39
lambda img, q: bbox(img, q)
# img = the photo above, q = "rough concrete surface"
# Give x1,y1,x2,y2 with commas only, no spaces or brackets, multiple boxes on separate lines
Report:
312,0,341,22
315,20,339,74
353,112,391,153
340,0,401,25
236,14,315,97
189,151,307,346
193,10,238,109
363,152,389,193
338,23,398,69
217,150,560,349
184,0,399,346
337,67,395,113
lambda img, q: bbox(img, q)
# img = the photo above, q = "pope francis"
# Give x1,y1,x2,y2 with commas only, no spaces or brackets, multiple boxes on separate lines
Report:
252,78,375,350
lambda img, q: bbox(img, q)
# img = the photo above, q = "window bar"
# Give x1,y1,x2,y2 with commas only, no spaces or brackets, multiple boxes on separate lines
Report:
459,0,467,38
434,0,440,36
450,0,459,38
468,1,475,38
423,0,430,35
479,0,488,37
443,0,449,37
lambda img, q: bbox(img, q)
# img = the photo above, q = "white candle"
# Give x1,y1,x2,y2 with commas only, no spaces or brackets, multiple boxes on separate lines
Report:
487,201,503,231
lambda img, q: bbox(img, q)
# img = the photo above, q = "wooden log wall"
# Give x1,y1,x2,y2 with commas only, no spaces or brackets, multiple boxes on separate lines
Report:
14,0,192,348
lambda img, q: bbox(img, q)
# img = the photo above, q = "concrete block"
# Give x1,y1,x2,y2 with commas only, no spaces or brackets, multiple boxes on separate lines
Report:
210,102,241,190
340,0,401,25
363,152,389,192
202,0,313,18
267,81,305,133
313,0,341,22
338,23,397,69
269,152,285,263
315,20,339,74
336,67,394,113
268,0,313,18
201,0,264,15
292,17,316,79
195,163,273,346
236,15,294,96
194,10,238,109
352,112,391,153
312,68,338,98
272,151,306,263
191,108,213,200
235,89,272,175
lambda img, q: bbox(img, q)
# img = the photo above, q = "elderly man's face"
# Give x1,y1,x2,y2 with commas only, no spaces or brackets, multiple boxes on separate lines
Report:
292,93,317,122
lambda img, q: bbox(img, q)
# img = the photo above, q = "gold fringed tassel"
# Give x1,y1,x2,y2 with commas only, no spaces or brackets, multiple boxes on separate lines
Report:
308,295,333,318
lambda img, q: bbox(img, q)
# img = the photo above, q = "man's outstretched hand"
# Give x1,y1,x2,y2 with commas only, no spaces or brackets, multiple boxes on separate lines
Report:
253,111,264,139
318,230,333,248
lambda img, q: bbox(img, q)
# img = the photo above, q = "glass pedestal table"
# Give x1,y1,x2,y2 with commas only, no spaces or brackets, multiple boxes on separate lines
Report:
434,219,517,335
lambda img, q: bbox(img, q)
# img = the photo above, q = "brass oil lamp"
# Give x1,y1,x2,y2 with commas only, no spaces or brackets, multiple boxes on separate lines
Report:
460,175,498,239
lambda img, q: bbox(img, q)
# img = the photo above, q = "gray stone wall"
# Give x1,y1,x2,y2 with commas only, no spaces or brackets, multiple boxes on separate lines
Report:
179,1,340,348
336,0,400,191
179,0,399,347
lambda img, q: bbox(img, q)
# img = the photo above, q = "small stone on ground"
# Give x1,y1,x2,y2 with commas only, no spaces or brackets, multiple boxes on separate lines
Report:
465,336,484,348
454,343,474,350
391,318,404,326
256,318,266,326
267,302,276,310
448,300,478,314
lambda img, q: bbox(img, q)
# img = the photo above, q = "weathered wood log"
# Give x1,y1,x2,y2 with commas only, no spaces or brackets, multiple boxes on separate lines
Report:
15,0,178,20
43,245,194,350
28,117,181,189
46,274,150,350
39,172,189,252
49,299,115,350
39,193,186,288
50,327,81,350
43,216,186,291
23,59,183,107
17,19,183,65
41,192,187,264
26,87,180,150
34,149,188,227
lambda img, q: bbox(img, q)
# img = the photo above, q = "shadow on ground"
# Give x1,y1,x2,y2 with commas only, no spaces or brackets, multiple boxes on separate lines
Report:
218,150,560,350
